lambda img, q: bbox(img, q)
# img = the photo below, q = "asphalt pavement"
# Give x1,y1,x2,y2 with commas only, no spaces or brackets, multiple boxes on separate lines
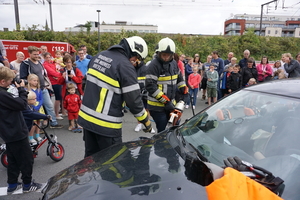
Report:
0,93,208,200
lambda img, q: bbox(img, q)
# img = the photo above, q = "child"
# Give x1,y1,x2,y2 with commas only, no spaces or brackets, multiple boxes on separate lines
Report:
227,65,242,94
206,64,219,106
63,83,82,133
220,66,233,97
53,50,65,71
246,78,257,86
273,69,286,80
22,91,50,144
186,67,201,109
27,74,44,143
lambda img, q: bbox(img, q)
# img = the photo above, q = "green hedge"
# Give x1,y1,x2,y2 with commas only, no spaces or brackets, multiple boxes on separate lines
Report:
1,28,300,62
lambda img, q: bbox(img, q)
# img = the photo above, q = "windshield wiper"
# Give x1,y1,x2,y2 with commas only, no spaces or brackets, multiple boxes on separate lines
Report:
187,142,209,162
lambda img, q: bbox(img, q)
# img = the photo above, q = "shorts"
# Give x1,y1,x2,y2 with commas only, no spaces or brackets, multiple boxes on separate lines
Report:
68,112,79,120
207,87,217,98
201,78,207,89
52,84,62,101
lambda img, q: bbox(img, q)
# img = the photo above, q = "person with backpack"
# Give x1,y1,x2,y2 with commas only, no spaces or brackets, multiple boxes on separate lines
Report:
57,55,84,99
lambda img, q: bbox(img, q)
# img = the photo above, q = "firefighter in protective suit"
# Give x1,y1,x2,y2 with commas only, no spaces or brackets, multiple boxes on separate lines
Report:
145,37,188,133
78,36,153,157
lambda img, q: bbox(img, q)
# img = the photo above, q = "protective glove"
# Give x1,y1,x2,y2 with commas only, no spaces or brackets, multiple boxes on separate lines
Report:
179,86,189,95
158,94,170,104
165,101,175,112
142,118,153,133
223,156,248,171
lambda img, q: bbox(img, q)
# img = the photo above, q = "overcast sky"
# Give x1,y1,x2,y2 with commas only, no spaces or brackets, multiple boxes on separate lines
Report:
1,0,300,35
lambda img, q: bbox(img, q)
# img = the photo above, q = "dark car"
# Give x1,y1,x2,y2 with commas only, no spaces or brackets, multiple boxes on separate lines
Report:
42,79,300,200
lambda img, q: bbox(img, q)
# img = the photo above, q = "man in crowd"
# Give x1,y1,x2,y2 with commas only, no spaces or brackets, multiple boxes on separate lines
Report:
224,52,234,66
75,49,90,91
76,45,93,60
39,45,48,64
239,49,255,69
20,46,63,128
78,36,153,157
211,51,224,99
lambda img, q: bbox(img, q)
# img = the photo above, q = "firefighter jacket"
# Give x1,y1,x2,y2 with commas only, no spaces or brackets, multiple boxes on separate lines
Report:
136,62,147,101
145,57,186,112
78,45,149,137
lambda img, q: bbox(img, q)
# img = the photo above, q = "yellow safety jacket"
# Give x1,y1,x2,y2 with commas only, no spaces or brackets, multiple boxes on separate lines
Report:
78,45,148,137
145,58,186,112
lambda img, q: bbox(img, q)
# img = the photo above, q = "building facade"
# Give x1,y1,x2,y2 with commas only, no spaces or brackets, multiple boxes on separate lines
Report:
224,14,300,37
65,21,158,33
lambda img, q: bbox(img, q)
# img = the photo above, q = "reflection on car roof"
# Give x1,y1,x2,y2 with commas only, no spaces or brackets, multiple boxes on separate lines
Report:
244,78,300,99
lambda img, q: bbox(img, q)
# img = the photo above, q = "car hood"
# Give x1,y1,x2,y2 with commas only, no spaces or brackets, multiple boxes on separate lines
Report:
42,131,209,200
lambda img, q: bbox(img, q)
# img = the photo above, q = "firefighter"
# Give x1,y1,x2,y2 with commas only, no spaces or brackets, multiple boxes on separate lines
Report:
78,36,152,157
145,37,188,133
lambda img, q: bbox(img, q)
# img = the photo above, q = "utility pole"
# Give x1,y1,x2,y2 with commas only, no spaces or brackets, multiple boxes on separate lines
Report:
46,0,54,31
13,0,20,30
259,0,278,36
97,10,101,53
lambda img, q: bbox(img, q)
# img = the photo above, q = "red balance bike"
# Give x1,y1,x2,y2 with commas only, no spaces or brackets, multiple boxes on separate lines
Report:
0,120,65,168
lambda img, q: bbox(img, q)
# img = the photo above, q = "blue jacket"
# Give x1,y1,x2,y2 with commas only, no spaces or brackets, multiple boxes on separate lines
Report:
22,105,48,131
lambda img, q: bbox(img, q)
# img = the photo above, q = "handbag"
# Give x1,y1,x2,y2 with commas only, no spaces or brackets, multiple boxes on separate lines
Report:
44,75,53,92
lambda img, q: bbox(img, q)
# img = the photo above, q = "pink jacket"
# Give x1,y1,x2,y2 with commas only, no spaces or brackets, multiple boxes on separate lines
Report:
188,73,201,88
256,64,272,82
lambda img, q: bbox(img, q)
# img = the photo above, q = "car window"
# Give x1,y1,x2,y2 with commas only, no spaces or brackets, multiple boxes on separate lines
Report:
178,90,300,199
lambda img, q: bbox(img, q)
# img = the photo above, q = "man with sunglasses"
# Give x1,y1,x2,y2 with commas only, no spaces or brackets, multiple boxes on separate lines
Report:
78,36,153,157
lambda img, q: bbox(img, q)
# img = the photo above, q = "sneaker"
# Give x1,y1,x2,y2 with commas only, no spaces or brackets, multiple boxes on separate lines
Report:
29,139,37,145
71,128,78,133
134,124,142,132
23,181,42,193
50,124,63,129
7,183,22,194
192,105,195,109
76,128,82,133
36,137,43,142
151,128,156,134
185,105,189,109
56,116,63,120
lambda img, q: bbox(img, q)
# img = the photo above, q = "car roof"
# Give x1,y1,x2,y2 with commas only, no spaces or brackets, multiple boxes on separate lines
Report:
244,78,300,99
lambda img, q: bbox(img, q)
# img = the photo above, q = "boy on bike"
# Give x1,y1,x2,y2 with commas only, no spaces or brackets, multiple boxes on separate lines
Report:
22,90,51,144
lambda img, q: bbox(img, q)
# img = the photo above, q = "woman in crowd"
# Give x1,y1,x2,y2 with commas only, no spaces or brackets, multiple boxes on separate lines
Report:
282,53,300,78
43,52,65,119
256,56,272,82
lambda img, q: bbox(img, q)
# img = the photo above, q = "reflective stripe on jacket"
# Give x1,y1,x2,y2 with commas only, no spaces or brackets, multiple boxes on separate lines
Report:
145,58,186,112
78,45,148,137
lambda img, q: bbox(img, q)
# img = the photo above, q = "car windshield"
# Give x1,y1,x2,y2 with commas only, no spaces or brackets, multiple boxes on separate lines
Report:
179,89,300,199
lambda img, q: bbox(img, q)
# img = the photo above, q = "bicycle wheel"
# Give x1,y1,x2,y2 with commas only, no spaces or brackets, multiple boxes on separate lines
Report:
47,143,64,162
1,151,8,168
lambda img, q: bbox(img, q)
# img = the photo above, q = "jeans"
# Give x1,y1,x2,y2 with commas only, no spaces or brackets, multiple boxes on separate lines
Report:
186,88,198,106
42,89,57,126
149,110,170,133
